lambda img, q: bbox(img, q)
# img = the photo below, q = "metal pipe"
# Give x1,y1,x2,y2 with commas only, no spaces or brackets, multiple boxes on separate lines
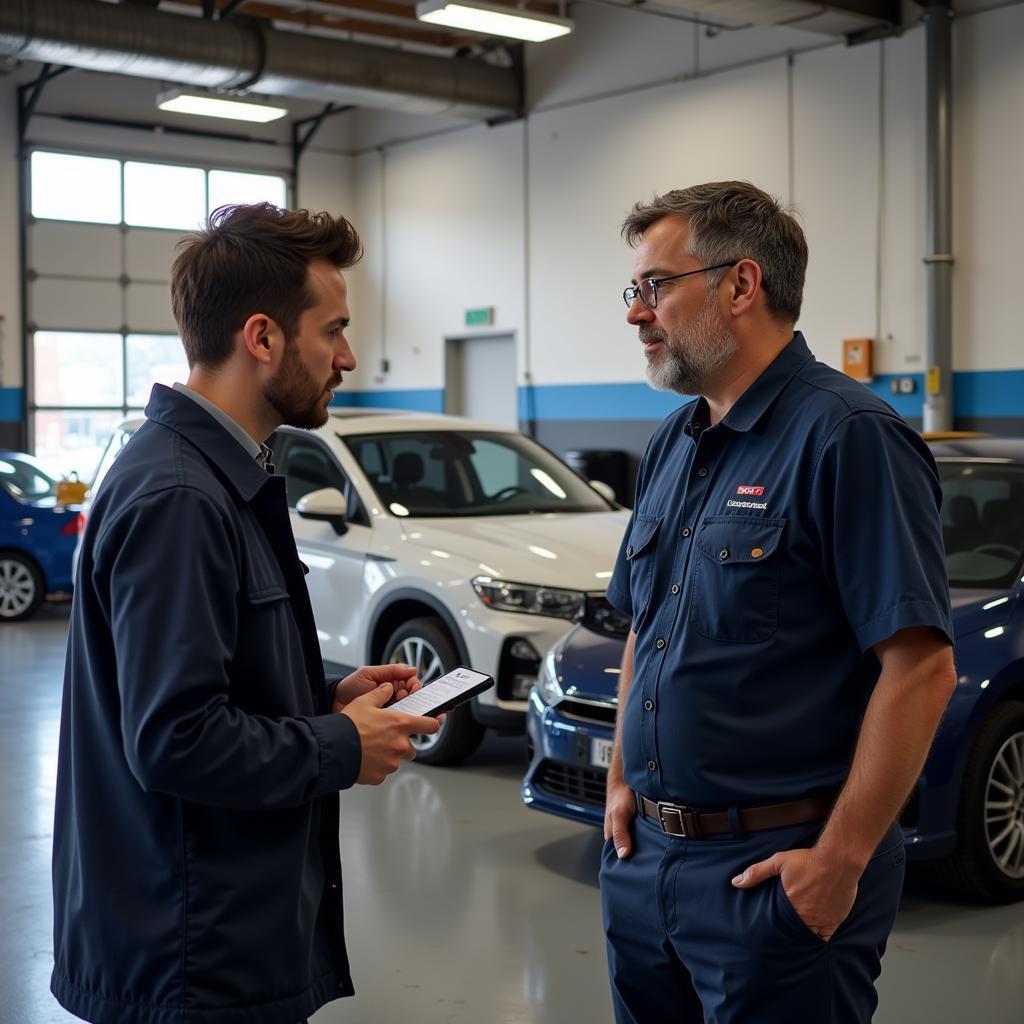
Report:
922,0,954,432
0,0,520,120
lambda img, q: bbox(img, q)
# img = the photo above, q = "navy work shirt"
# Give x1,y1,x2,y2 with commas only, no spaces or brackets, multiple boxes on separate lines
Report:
607,333,953,809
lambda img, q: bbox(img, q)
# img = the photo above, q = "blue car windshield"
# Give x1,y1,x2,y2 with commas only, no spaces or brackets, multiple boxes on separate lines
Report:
939,461,1024,588
0,454,58,502
343,430,614,518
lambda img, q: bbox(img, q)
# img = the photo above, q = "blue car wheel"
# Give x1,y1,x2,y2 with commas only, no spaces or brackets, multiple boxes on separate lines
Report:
0,551,45,622
932,701,1024,903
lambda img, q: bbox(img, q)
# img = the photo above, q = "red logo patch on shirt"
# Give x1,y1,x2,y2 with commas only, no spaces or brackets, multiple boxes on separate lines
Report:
736,485,765,496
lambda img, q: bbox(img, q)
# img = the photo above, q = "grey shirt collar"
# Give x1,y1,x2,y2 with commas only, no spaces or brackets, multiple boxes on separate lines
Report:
172,383,273,470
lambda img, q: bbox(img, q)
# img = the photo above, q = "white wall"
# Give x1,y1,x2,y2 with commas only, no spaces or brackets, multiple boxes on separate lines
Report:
343,119,526,392
953,3,1024,371
341,2,1024,399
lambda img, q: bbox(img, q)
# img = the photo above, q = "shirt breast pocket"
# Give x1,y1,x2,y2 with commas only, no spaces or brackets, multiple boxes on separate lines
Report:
626,513,663,628
690,516,786,643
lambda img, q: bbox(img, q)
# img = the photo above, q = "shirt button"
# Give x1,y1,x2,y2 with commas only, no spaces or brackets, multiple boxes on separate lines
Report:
681,527,691,538
644,699,653,711
626,545,634,557
655,638,666,649
697,467,709,478
647,760,657,772
719,549,729,560
670,583,680,595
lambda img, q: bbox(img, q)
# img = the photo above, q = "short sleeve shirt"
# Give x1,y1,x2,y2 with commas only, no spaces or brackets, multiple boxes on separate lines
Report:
607,333,953,808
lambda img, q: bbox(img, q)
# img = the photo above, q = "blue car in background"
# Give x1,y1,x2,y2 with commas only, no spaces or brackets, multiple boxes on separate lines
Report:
0,451,82,621
523,437,1024,903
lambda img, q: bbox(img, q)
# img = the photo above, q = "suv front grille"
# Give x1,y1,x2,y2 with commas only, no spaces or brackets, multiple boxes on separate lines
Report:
535,759,608,808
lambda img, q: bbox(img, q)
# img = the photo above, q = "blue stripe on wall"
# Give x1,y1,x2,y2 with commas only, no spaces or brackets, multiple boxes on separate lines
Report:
518,382,691,422
0,388,23,422
330,371,1024,423
331,388,444,413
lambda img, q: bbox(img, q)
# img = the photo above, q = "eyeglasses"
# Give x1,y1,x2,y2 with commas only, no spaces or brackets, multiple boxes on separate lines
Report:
623,261,738,309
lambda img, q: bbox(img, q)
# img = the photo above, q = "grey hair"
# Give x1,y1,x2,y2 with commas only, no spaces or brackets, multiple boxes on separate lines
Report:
621,181,808,324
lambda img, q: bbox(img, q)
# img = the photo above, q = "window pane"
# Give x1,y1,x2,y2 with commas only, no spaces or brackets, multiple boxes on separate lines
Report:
126,334,188,406
208,170,287,213
33,410,127,482
31,151,122,224
33,331,124,407
124,161,205,230
279,438,348,508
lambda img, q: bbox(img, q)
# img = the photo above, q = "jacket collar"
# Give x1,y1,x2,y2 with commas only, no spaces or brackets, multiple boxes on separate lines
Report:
144,384,274,503
685,331,814,437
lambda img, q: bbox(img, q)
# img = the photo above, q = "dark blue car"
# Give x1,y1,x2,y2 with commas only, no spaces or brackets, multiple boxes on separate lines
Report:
0,451,82,621
523,437,1024,903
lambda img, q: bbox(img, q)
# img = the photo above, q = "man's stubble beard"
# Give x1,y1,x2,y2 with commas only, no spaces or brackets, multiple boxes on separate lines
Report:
642,292,739,397
265,339,339,430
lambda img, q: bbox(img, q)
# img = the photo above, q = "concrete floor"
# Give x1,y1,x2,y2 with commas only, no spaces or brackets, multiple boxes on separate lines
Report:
3,605,1023,1024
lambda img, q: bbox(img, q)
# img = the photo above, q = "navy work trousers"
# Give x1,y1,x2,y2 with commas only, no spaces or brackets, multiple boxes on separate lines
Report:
600,813,906,1024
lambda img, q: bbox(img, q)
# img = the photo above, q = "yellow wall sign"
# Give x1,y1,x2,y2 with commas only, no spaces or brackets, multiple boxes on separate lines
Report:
926,367,941,395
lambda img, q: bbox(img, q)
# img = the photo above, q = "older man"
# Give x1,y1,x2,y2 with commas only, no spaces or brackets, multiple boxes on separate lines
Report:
601,181,955,1023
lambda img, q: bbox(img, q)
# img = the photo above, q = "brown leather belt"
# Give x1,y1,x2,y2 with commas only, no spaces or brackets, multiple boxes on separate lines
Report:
636,793,833,839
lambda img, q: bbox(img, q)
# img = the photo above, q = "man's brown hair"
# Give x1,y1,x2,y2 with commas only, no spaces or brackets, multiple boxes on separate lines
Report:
622,181,808,324
170,203,363,369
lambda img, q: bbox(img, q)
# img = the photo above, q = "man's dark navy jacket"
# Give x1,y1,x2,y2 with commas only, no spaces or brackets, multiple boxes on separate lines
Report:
52,384,363,1024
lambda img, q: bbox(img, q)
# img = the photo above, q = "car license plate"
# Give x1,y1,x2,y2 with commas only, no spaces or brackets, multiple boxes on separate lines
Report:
590,737,613,768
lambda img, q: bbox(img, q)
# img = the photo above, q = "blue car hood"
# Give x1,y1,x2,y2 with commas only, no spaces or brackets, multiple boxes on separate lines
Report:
560,583,1022,702
558,626,626,702
949,585,1018,640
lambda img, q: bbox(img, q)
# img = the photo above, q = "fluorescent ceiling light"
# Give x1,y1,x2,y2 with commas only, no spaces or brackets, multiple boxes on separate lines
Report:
156,89,288,124
416,0,573,41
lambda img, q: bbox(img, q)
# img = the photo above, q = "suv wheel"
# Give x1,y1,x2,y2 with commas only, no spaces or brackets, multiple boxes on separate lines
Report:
0,552,45,622
384,617,485,766
932,701,1024,903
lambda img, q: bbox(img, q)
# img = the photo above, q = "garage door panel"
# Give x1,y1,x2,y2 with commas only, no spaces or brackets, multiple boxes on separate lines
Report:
30,278,122,331
29,221,121,278
125,228,185,283
126,283,177,333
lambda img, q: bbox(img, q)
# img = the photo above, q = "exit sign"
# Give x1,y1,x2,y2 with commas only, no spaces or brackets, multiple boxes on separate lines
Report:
464,306,494,327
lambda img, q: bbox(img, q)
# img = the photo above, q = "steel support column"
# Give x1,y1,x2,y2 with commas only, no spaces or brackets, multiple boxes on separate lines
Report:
922,0,954,432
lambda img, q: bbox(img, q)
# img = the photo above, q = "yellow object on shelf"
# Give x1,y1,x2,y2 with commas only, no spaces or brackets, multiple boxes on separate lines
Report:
56,472,87,505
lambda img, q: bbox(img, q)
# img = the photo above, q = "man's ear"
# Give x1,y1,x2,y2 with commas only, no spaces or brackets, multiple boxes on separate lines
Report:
728,259,763,318
240,314,278,366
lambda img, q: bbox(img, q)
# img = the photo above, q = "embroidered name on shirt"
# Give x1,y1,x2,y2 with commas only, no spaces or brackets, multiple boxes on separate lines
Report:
727,499,768,510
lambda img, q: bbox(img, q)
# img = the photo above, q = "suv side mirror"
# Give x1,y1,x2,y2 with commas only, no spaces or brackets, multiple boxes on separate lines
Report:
589,479,616,504
296,487,349,535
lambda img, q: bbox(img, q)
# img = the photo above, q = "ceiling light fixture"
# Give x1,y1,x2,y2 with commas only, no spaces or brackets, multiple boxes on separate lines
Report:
156,89,288,124
416,0,573,42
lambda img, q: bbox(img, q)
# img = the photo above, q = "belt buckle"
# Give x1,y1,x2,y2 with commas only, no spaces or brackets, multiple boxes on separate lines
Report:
656,801,701,838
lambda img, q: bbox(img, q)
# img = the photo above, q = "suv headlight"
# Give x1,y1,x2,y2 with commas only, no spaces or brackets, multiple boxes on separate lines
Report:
472,576,585,621
536,648,564,707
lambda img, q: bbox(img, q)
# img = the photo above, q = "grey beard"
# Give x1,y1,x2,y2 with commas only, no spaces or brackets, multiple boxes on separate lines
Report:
642,308,739,396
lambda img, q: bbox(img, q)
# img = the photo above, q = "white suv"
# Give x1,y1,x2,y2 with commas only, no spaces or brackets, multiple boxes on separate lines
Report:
273,409,630,764
78,408,631,766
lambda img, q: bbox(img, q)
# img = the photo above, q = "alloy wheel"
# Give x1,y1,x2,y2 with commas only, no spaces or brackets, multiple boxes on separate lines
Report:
0,558,37,619
985,730,1024,880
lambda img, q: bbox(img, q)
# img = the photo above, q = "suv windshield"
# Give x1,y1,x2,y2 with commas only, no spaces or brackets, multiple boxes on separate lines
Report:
343,430,614,518
939,461,1024,588
0,454,58,502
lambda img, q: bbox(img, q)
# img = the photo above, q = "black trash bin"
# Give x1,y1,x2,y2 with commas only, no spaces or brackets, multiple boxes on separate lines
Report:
564,449,630,506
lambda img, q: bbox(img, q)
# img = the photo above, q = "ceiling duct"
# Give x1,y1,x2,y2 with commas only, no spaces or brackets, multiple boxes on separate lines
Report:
647,0,903,41
0,0,521,119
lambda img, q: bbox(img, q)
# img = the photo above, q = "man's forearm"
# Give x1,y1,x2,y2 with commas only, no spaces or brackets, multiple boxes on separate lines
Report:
816,635,956,872
608,630,636,785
